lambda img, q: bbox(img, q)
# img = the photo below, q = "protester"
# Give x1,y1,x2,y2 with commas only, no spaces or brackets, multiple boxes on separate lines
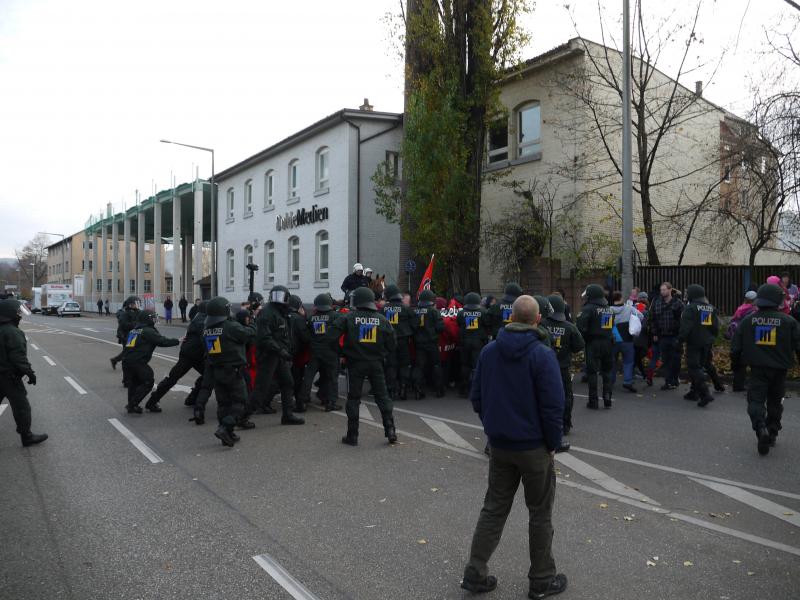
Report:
729,290,758,392
610,291,643,393
188,298,201,320
781,272,798,304
648,282,684,390
767,275,792,314
178,295,188,322
163,296,173,324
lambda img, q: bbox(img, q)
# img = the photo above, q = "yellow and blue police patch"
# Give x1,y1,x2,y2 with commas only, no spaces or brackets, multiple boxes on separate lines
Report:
466,315,479,330
755,325,777,346
385,307,399,325
125,330,140,348
359,323,377,343
205,334,222,354
501,306,512,324
600,313,614,330
700,310,713,326
313,321,327,335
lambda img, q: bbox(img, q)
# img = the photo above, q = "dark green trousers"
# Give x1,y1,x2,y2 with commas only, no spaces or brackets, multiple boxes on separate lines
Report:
385,337,412,397
585,339,612,399
210,365,247,427
560,367,574,428
0,375,32,436
300,353,338,407
747,367,785,433
467,445,557,585
347,361,394,435
460,338,486,393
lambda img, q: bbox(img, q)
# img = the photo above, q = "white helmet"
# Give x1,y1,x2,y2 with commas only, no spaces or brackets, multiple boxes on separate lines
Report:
353,263,364,273
364,267,373,275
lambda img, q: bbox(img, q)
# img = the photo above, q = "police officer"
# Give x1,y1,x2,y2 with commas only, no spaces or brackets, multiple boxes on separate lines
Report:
0,298,47,446
203,297,257,446
331,287,397,446
383,284,415,400
340,263,370,302
121,309,180,414
487,283,523,339
456,292,489,397
679,284,723,407
544,294,585,434
251,285,304,425
412,289,445,399
732,284,800,455
298,293,340,411
577,284,615,409
147,301,207,408
533,295,555,347
287,295,311,411
111,296,141,386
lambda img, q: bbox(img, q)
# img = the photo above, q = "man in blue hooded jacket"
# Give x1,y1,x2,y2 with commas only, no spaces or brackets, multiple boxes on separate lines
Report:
461,295,567,599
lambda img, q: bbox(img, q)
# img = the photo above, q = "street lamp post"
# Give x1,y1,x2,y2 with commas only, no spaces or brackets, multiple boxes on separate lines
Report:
30,262,36,291
160,139,216,297
39,232,65,284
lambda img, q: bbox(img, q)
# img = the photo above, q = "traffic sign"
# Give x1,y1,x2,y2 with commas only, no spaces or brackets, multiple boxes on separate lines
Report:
405,260,416,273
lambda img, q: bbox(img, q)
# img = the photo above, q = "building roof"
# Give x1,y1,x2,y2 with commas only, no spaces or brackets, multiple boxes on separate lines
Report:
215,108,403,182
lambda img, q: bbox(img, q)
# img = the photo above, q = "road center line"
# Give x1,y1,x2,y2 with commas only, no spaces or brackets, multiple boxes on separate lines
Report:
64,376,87,395
30,343,39,350
43,356,56,366
107,418,163,464
689,478,800,528
253,553,322,600
421,417,478,452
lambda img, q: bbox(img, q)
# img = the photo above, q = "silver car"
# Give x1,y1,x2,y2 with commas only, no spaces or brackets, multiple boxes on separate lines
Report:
57,301,81,317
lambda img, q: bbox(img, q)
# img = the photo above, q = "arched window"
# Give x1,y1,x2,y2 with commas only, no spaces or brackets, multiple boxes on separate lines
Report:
488,119,509,164
244,179,253,215
288,236,300,283
315,147,330,191
264,241,275,285
264,170,274,208
517,101,541,157
315,230,329,281
226,249,235,289
288,159,299,199
226,187,235,220
243,244,253,285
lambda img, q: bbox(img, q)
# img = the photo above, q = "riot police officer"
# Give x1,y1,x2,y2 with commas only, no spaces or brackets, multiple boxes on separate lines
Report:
0,298,47,446
121,309,179,414
383,284,415,400
456,292,489,397
287,294,311,411
251,285,304,425
544,294,585,434
412,289,445,399
487,282,523,339
203,297,257,446
577,284,615,409
111,295,141,386
732,284,800,455
299,293,340,411
331,287,397,446
679,284,723,407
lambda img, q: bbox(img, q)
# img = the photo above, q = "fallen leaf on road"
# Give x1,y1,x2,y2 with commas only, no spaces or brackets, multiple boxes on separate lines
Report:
599,503,608,509
732,560,741,564
430,487,440,492
646,560,656,567
365,525,376,528
623,516,634,521
783,512,794,516
747,571,755,576
379,498,387,503
613,517,620,520
162,491,169,495
683,561,694,567
417,539,427,544
652,556,659,561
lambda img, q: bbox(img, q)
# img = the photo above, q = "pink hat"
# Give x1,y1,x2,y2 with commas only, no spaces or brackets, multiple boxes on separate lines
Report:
767,275,782,286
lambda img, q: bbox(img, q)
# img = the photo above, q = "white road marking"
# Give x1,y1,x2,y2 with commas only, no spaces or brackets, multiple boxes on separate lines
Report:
81,327,100,333
690,478,800,528
421,417,477,452
173,384,193,393
43,356,56,366
64,376,87,395
253,553,322,600
556,452,660,505
0,404,7,417
363,400,483,431
107,418,163,464
359,404,375,421
30,343,39,350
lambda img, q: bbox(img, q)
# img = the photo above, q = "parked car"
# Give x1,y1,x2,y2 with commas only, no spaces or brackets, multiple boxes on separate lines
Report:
57,301,81,317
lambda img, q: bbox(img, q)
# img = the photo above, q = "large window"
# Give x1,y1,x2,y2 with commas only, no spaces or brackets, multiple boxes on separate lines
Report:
316,147,329,191
488,119,509,163
129,279,135,292
288,160,299,199
385,150,399,182
166,277,173,293
264,170,274,208
316,230,329,281
517,102,541,157
96,279,102,292
243,244,253,285
288,236,300,283
144,279,152,293
264,241,275,285
226,249,235,289
227,188,235,219
244,179,253,215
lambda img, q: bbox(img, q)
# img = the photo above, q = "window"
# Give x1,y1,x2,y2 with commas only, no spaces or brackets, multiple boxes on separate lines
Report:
316,147,330,191
244,179,253,214
243,245,253,285
488,119,509,163
385,151,399,182
316,230,329,281
117,279,122,292
288,160,299,199
65,261,69,272
144,279,152,293
107,279,112,292
227,188,235,219
96,279,102,292
226,249,235,289
264,241,275,285
264,170,274,208
145,243,151,252
82,260,85,271
517,102,541,157
288,236,300,283
723,145,732,183
166,277,173,293
89,260,93,270
144,263,151,273
129,279,135,292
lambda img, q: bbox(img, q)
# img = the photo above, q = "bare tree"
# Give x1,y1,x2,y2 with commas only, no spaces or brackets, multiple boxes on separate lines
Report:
14,234,49,292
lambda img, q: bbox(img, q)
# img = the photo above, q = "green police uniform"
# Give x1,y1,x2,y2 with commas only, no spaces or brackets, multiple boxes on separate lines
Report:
456,292,490,397
383,284,415,400
299,293,340,411
577,284,615,408
487,283,522,339
121,310,180,413
111,296,141,383
412,290,446,398
544,294,585,434
203,297,256,446
0,299,47,446
678,284,723,407
287,295,312,410
732,284,800,454
331,287,397,446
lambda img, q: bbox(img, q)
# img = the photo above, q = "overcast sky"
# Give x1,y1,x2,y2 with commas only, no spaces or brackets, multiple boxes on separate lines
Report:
0,0,794,256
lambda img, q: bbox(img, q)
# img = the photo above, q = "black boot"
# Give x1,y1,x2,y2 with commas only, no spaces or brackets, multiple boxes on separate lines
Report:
398,384,407,401
382,414,398,444
214,425,236,447
145,399,162,413
110,357,118,370
461,566,497,594
127,404,143,414
184,395,196,406
341,419,359,446
293,401,307,413
768,427,779,447
280,392,305,424
190,406,205,425
684,390,698,401
697,394,714,407
586,396,599,410
414,387,426,400
324,402,341,412
229,431,241,443
756,426,771,456
21,432,48,447
236,417,255,430
603,391,613,409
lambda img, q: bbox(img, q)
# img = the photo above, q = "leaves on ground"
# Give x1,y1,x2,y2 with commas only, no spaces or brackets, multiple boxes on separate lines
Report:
417,539,427,544
599,503,608,509
683,561,694,567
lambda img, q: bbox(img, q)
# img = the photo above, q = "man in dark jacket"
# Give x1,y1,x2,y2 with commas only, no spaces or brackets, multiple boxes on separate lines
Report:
340,263,369,301
178,296,189,322
412,289,445,398
299,293,340,411
287,295,311,411
487,282,523,339
462,295,567,599
383,284,415,401
456,292,490,397
188,299,201,321
649,282,684,390
111,296,141,386
544,295,585,435
679,284,723,407
576,284,615,409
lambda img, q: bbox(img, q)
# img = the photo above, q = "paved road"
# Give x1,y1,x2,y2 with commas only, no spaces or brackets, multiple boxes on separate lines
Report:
2,313,799,599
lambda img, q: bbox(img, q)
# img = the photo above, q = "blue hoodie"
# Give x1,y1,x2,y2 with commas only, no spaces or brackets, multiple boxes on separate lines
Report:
471,323,564,451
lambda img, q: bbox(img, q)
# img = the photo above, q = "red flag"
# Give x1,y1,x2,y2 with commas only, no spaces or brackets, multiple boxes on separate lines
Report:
417,254,435,297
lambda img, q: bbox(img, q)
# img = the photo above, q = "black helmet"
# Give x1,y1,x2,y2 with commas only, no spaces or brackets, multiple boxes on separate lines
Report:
313,293,333,312
235,309,251,326
205,296,231,327
418,289,436,307
269,285,290,305
584,284,605,301
755,284,784,309
464,292,481,308
136,309,158,327
686,284,706,302
503,282,523,302
125,295,141,310
385,284,402,302
352,287,377,311
198,301,208,315
547,295,567,322
534,295,553,319
0,298,24,324
247,292,264,305
288,295,303,312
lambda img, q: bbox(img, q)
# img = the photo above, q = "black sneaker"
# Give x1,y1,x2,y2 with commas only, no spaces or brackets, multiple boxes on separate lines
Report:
281,415,305,425
21,433,48,447
126,405,143,414
661,383,677,391
214,426,236,447
461,567,497,594
529,574,568,599
145,401,162,413
236,418,255,430
341,434,358,446
697,395,714,407
190,407,205,425
757,427,770,455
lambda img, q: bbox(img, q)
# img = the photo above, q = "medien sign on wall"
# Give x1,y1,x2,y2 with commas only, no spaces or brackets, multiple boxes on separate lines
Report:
276,204,329,231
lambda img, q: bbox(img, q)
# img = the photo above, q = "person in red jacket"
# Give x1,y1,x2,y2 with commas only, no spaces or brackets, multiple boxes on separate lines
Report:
439,297,462,391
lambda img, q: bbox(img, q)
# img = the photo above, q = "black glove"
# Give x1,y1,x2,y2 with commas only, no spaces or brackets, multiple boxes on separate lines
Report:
280,350,292,361
26,372,37,386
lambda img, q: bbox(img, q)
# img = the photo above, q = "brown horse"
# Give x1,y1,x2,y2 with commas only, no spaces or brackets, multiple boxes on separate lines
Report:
368,274,386,300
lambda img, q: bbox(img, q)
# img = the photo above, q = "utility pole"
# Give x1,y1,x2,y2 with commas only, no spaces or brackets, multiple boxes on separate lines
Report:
621,0,634,295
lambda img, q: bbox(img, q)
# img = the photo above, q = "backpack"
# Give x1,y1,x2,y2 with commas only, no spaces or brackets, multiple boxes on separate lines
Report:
724,318,739,340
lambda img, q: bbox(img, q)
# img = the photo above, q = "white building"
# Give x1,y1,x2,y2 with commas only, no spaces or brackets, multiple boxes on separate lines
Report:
215,104,403,302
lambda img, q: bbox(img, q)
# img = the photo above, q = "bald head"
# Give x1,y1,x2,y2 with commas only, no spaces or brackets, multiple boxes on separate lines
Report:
511,295,540,325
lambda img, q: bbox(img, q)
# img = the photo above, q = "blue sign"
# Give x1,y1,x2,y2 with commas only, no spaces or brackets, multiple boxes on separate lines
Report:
405,260,417,273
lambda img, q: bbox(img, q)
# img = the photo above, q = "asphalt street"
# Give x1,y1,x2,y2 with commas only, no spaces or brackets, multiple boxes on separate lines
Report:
1,313,799,599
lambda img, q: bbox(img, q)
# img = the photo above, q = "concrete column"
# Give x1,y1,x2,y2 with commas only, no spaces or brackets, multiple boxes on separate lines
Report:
172,191,182,304
193,182,204,300
153,201,162,311
184,234,193,301
123,216,131,300
101,222,108,306
82,233,89,309
91,229,98,308
111,219,119,308
137,210,145,300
